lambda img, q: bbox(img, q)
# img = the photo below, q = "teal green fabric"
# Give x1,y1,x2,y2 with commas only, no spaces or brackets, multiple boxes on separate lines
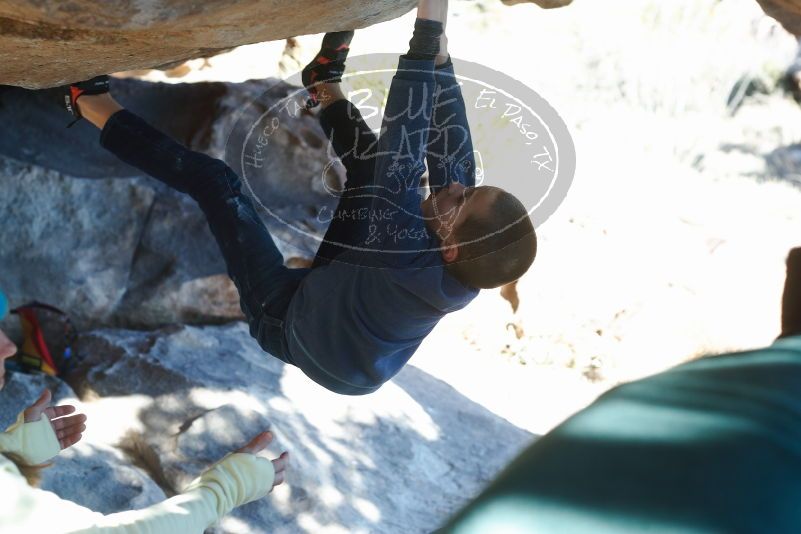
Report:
441,337,801,533
0,290,7,320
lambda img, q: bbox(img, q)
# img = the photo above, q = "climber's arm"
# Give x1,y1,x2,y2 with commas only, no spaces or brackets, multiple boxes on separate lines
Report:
366,57,437,252
371,58,436,210
426,59,477,192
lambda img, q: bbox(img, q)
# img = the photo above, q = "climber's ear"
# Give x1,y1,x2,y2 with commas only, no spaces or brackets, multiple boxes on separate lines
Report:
780,248,801,339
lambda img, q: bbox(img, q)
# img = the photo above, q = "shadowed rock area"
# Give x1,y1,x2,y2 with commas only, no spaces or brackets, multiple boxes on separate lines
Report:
0,324,535,534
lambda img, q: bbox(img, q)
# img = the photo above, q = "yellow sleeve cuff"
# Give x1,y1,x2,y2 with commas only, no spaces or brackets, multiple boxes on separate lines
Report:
184,452,276,520
0,411,61,465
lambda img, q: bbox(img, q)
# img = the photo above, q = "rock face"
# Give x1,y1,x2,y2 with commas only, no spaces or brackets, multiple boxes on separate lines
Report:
757,0,801,35
0,0,416,89
0,0,570,89
40,442,168,515
0,78,335,329
0,322,533,534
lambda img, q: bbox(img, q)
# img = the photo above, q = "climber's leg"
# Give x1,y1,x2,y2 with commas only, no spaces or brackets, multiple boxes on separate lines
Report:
71,90,122,129
311,95,381,266
315,82,347,110
302,30,354,109
303,30,377,179
302,32,383,267
301,31,382,264
79,96,302,361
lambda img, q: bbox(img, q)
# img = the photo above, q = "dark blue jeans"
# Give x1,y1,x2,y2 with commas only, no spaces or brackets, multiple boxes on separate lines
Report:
101,109,303,362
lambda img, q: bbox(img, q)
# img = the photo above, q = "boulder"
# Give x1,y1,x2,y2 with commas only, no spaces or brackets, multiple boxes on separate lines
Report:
0,0,572,90
67,322,534,533
0,157,156,329
0,77,334,330
0,0,417,89
39,442,168,515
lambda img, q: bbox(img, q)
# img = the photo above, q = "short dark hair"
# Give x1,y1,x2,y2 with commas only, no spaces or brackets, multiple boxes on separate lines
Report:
446,188,537,289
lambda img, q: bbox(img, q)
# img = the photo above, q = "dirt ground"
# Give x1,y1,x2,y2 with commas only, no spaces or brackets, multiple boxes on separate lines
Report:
127,0,801,435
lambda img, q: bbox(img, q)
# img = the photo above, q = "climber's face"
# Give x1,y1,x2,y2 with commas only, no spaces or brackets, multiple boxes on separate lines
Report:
422,182,472,240
0,328,16,391
421,183,497,243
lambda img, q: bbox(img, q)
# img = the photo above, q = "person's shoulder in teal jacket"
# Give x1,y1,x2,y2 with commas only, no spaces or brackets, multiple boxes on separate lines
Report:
440,248,801,533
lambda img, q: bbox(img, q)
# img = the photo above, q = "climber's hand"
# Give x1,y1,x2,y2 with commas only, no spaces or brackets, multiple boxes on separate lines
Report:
23,389,86,451
236,430,289,491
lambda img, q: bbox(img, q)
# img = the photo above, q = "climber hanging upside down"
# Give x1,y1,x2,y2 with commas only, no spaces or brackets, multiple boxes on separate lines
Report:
65,0,536,395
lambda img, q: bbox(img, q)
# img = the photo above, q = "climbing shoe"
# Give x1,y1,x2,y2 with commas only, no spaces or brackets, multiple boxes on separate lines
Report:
62,75,110,127
302,31,354,109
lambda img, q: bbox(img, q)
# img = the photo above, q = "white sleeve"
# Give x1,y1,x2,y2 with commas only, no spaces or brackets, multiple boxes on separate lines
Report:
0,451,274,534
0,411,61,465
74,453,275,534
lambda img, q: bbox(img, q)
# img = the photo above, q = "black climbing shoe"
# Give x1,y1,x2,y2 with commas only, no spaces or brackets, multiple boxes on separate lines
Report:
302,31,354,109
62,75,110,127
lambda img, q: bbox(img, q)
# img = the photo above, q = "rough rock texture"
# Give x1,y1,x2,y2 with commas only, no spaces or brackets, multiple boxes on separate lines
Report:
0,78,335,329
40,443,168,515
0,0,570,89
63,323,534,534
756,0,801,35
0,1,416,89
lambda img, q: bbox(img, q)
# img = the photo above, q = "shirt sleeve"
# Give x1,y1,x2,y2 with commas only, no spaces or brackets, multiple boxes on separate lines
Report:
73,452,275,534
0,445,274,534
0,412,61,465
366,56,437,255
427,59,476,192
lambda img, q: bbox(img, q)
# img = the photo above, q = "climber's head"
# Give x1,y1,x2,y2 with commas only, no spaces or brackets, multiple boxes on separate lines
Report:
422,183,537,289
0,289,16,391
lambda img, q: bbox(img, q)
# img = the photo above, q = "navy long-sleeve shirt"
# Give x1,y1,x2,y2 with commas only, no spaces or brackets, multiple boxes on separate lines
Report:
285,57,479,395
